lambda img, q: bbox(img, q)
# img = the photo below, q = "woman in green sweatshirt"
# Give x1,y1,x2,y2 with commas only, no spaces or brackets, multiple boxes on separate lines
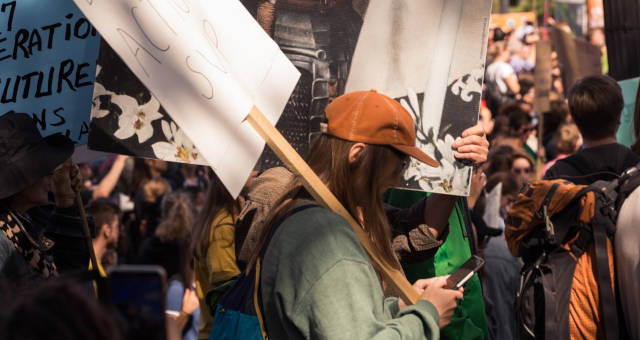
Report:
255,90,489,340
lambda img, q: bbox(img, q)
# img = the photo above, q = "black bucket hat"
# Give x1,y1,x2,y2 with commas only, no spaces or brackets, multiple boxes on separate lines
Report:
0,113,74,199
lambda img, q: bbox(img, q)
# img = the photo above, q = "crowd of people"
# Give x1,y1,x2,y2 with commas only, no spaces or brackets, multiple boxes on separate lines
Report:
1,16,638,340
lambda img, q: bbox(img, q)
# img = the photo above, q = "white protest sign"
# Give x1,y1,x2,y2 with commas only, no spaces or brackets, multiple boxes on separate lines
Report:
73,0,300,197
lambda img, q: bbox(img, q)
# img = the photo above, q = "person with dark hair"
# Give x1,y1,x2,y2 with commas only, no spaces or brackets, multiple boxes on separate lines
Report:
137,191,194,280
545,75,640,183
479,173,521,340
87,199,121,276
485,146,516,177
510,152,534,189
542,100,571,161
508,109,534,145
517,73,535,111
136,191,200,340
0,279,123,340
0,113,90,284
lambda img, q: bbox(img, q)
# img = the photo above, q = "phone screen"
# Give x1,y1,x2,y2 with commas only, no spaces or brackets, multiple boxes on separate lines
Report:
109,265,167,340
445,255,485,289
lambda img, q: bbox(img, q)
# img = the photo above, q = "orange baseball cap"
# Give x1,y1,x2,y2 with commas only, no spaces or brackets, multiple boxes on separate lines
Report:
325,89,439,167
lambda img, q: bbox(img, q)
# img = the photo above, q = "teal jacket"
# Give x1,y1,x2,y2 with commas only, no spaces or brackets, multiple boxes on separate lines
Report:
260,204,441,340
386,189,490,340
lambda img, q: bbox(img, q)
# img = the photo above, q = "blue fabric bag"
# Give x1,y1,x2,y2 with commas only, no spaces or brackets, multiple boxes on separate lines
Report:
209,204,316,340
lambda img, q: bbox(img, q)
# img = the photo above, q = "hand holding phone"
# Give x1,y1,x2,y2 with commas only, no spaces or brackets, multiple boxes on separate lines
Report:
416,276,463,328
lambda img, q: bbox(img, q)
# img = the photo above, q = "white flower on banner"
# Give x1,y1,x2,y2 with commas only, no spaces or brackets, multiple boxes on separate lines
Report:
113,95,163,143
151,120,200,163
90,82,112,119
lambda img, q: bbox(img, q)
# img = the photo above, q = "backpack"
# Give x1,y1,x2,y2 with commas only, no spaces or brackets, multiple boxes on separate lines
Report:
505,165,640,340
208,203,316,340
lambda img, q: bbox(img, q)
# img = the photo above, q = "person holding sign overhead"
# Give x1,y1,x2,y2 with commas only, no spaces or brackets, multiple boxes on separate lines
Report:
254,90,488,339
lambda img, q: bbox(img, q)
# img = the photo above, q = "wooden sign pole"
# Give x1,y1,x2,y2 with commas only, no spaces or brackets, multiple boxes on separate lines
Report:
245,106,419,305
77,192,99,275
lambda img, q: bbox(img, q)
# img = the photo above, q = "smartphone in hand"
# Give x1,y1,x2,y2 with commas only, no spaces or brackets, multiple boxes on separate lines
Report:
445,255,485,290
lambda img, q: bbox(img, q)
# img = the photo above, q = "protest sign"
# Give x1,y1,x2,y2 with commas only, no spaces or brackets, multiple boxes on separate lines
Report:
490,12,535,33
551,25,601,92
74,0,300,198
534,39,552,114
88,40,208,166
616,77,639,147
0,0,99,144
346,0,492,196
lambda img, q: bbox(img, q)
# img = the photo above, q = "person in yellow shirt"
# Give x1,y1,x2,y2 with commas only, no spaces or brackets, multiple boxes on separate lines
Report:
191,172,241,340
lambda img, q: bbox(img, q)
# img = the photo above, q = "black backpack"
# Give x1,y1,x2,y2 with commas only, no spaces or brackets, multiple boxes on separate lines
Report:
505,165,640,340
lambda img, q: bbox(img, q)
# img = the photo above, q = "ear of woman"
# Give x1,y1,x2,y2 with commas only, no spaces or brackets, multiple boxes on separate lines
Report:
348,143,367,163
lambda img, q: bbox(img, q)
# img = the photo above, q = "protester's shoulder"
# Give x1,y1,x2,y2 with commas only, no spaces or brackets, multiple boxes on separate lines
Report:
544,156,580,179
210,208,236,229
273,204,367,264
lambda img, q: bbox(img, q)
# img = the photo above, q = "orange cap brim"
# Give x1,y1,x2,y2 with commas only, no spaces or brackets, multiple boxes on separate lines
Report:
392,144,440,168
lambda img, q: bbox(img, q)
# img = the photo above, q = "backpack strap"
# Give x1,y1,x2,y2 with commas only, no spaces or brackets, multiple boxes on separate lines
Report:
591,200,619,340
535,182,561,244
254,202,318,339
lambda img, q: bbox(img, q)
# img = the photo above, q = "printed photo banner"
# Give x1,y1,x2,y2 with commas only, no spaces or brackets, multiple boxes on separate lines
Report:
0,0,99,144
88,40,208,166
75,0,300,197
346,0,492,196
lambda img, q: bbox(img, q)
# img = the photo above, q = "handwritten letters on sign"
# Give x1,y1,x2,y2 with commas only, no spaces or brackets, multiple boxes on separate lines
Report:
74,0,299,197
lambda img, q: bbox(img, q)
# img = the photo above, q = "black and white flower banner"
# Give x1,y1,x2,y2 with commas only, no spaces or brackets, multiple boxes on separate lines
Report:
347,0,492,196
88,41,206,165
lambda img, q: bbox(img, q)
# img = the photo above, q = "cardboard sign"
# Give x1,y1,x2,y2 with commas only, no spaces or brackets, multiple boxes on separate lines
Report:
490,12,535,33
551,25,602,92
346,0,492,196
533,39,552,114
617,77,639,147
0,0,99,144
74,0,300,197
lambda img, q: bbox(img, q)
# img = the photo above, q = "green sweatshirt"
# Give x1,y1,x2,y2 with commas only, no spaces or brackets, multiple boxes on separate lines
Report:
260,205,441,340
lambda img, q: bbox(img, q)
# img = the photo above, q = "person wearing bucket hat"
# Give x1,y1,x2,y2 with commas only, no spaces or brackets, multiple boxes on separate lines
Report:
0,112,90,284
249,90,488,339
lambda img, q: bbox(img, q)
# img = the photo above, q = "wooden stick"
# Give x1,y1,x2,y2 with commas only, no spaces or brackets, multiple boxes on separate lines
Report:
76,192,99,275
245,106,419,305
